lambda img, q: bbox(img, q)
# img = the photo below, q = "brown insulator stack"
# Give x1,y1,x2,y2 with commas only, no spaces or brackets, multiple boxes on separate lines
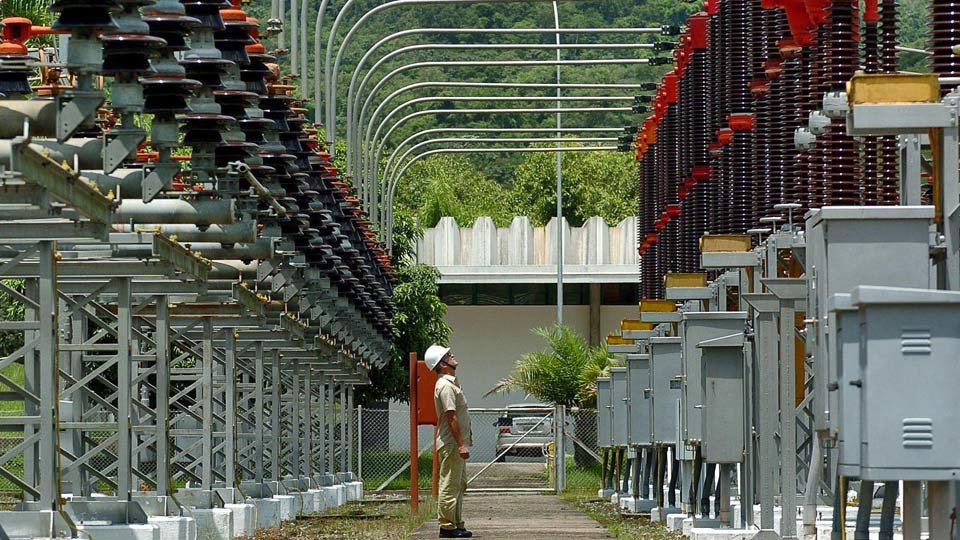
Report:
714,0,733,234
791,42,818,213
662,75,681,278
931,0,960,92
686,14,711,272
727,0,758,234
639,146,659,300
677,49,696,273
861,7,882,204
819,0,861,206
877,0,900,203
760,8,789,219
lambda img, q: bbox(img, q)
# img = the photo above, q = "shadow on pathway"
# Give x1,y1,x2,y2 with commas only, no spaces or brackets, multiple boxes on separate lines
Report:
412,493,613,540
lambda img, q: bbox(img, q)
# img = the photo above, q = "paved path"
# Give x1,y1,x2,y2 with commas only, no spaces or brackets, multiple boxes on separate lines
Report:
412,493,614,539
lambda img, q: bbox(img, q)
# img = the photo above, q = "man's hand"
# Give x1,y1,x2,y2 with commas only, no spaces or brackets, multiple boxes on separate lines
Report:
458,445,470,460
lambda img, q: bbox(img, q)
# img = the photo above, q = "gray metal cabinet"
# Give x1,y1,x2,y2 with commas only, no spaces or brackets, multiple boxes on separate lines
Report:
597,377,612,448
853,286,960,481
699,333,746,464
806,206,934,432
649,337,682,446
626,353,651,447
680,311,747,445
610,367,629,447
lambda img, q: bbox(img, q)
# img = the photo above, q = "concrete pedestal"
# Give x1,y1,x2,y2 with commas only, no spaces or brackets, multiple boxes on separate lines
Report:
224,503,256,536
307,489,326,513
598,488,614,498
620,497,656,513
689,528,757,540
346,481,363,501
75,524,160,540
322,485,342,508
336,485,347,506
666,513,688,531
273,495,295,522
252,498,281,530
650,506,681,522
191,508,233,540
293,492,316,516
148,516,197,540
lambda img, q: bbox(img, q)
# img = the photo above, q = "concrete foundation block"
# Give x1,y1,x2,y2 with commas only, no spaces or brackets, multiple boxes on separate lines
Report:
75,524,160,540
307,489,326,513
346,481,363,501
336,485,347,506
252,498,281,530
610,492,620,505
650,506,681,522
224,503,256,536
273,495,295,522
666,513,687,531
292,492,315,516
322,486,339,509
148,516,197,540
598,488,614,498
689,527,757,540
682,517,695,534
191,508,233,540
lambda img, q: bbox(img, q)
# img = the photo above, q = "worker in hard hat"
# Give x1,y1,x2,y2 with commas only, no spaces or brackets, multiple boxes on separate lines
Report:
425,344,473,538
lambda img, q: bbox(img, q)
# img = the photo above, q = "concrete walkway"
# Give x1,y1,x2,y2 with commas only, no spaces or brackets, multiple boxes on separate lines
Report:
412,493,614,539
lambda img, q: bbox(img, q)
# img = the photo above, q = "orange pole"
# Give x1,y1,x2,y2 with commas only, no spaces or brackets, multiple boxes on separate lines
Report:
409,352,419,513
432,425,440,499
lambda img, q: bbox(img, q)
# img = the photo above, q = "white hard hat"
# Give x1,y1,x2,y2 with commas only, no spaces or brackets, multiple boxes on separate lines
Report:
424,345,451,370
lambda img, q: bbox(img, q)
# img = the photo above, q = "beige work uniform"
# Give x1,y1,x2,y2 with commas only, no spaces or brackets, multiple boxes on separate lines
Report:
435,374,471,531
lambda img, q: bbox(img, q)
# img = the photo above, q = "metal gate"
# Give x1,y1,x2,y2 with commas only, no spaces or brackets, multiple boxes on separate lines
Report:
465,406,554,492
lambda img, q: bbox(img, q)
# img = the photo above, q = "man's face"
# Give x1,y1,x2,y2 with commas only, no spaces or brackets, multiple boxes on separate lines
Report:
440,352,458,371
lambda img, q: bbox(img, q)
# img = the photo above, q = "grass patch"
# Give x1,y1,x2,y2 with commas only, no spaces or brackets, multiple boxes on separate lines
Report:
560,493,684,540
239,497,435,539
360,452,434,491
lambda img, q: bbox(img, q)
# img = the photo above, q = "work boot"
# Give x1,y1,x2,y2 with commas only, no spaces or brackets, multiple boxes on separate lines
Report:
439,527,472,538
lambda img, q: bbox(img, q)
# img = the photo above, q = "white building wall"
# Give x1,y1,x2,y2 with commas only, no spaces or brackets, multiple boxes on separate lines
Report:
444,304,637,409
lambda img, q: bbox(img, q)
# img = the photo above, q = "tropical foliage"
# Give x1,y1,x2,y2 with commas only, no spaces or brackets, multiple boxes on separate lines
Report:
485,324,617,408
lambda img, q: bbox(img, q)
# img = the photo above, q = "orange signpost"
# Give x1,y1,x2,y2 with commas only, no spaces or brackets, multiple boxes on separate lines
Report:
409,353,440,512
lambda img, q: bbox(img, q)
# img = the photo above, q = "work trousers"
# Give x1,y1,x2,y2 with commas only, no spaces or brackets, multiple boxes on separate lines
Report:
437,443,467,530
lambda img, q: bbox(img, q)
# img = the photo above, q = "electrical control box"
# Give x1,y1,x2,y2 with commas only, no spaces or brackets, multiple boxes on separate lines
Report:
828,293,862,477
649,337,682,447
597,377,612,448
626,353,651,447
610,367,629,447
680,311,748,446
699,332,746,464
853,286,960,481
805,206,934,432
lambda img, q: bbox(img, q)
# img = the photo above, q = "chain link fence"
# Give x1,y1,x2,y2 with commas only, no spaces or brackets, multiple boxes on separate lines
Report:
354,407,602,494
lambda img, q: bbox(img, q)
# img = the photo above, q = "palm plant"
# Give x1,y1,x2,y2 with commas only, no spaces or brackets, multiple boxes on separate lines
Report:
484,324,617,407
486,324,617,468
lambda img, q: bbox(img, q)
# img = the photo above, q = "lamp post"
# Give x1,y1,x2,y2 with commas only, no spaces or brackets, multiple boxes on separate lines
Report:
552,0,563,326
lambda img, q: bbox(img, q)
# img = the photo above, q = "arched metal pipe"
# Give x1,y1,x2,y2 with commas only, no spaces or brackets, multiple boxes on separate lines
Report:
382,145,618,249
374,96,633,194
312,0,333,119
382,126,623,184
323,0,614,150
357,58,650,182
383,136,617,185
345,41,655,174
358,58,652,208
370,105,634,221
355,81,653,207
